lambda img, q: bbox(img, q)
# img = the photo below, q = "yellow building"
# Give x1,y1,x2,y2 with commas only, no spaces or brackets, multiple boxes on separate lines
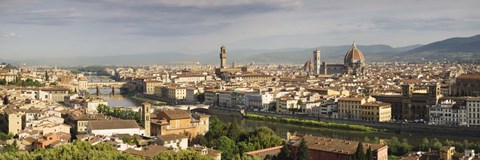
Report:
0,74,16,82
143,80,162,95
276,97,299,113
167,87,187,100
360,103,392,122
338,97,380,121
338,97,366,120
77,77,88,91
236,74,272,83
150,109,209,138
439,146,455,160
306,88,350,96
1,108,25,135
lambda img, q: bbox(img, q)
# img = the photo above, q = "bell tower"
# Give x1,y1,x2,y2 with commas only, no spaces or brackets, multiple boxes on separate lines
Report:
142,102,151,137
313,49,321,75
220,45,227,69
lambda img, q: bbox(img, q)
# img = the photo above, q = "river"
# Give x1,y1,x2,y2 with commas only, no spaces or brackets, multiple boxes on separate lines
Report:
215,115,480,146
88,88,140,107
88,87,480,146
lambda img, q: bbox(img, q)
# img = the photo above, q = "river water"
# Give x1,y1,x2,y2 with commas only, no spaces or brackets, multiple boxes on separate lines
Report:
89,87,480,146
215,115,480,146
88,88,140,107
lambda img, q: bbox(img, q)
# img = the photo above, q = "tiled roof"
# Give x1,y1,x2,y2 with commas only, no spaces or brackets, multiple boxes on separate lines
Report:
158,134,188,141
161,109,191,120
290,135,386,155
89,120,140,130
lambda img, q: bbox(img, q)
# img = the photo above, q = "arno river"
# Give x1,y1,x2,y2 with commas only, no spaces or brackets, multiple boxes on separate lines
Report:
92,87,480,146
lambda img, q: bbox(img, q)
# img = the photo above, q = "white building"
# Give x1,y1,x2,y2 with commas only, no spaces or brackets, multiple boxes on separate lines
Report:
157,134,189,150
310,103,338,118
85,100,108,114
172,74,211,84
87,120,145,136
429,100,468,126
218,91,232,108
204,90,218,106
245,93,274,111
467,98,480,126
301,101,321,113
276,97,299,113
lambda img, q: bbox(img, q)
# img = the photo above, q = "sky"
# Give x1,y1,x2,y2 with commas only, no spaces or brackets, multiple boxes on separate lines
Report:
0,0,479,59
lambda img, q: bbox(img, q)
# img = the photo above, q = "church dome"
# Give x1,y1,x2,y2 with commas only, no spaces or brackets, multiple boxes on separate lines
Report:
344,42,365,64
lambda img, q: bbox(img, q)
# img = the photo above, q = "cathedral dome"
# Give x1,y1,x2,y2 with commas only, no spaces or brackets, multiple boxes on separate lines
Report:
344,42,365,64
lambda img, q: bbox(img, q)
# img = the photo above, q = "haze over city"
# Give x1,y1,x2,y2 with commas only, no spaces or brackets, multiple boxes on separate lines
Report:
1,0,480,60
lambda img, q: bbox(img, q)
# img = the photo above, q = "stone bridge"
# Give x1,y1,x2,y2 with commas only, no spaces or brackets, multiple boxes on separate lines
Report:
87,81,127,88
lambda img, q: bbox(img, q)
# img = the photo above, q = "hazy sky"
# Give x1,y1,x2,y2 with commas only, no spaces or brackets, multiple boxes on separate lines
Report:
1,0,479,59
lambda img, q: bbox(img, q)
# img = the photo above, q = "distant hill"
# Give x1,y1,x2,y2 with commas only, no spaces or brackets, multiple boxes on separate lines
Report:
241,44,422,64
396,34,480,61
6,44,423,66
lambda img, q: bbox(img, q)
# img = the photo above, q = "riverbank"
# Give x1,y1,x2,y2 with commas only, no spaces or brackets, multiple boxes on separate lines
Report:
129,95,167,105
245,113,376,132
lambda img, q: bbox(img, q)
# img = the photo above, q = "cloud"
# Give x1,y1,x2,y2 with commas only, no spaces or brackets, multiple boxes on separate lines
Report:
1,7,83,25
0,32,16,39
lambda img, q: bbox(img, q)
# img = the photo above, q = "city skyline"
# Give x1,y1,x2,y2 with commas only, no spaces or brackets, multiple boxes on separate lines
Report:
1,0,480,59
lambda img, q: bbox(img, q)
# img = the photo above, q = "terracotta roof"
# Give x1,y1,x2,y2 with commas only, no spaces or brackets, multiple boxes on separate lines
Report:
339,97,364,101
245,146,282,157
158,134,188,141
124,145,170,158
89,120,140,130
362,103,391,107
457,74,480,79
161,109,191,120
344,43,365,64
291,135,386,155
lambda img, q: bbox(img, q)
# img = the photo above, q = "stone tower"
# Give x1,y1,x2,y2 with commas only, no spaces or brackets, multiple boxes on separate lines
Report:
313,49,321,75
141,102,151,137
220,45,227,69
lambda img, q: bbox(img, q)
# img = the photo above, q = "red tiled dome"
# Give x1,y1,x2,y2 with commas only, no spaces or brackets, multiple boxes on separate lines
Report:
344,42,365,64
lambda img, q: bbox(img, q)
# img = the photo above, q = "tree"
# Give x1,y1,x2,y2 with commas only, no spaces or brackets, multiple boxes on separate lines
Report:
420,138,430,151
0,132,13,141
196,93,205,103
373,137,380,144
0,79,6,85
133,137,139,146
216,136,237,160
152,150,212,160
363,136,370,143
355,142,365,160
431,138,443,150
205,116,226,147
227,117,241,141
366,147,373,160
277,143,292,160
45,71,49,82
3,95,9,105
296,138,310,160
3,140,18,152
192,135,207,146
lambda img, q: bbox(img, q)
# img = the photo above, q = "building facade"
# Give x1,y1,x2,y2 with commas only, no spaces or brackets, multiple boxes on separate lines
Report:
429,100,467,126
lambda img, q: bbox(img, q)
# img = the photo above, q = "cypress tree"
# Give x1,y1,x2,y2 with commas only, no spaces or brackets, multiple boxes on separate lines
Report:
366,147,373,160
297,138,310,160
3,95,8,105
45,71,49,81
355,142,365,160
277,143,291,160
